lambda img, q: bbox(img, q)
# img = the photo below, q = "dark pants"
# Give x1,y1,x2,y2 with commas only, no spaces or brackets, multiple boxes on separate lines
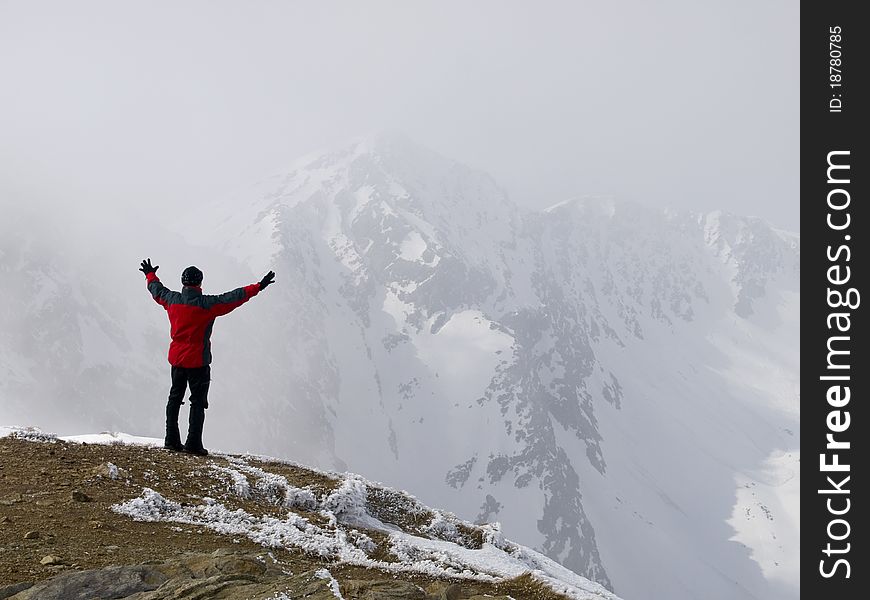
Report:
165,365,210,450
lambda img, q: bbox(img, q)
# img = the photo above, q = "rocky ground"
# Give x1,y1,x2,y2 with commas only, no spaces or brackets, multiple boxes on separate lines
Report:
0,435,569,600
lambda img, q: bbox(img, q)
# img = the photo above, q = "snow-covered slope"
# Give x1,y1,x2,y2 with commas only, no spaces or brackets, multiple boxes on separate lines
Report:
0,134,799,600
178,134,800,600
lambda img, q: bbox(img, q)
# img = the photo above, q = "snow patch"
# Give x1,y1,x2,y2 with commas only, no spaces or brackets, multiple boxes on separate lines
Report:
210,464,252,499
0,425,58,442
321,475,372,524
223,457,318,510
349,185,375,223
108,465,618,600
315,568,346,599
398,231,427,262
104,462,121,480
729,449,800,592
412,310,513,403
61,431,163,446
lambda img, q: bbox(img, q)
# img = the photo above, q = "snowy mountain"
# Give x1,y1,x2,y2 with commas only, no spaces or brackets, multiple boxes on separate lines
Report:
0,134,799,600
181,134,799,600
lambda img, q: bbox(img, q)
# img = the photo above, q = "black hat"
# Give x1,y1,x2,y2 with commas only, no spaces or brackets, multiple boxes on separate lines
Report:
181,266,203,286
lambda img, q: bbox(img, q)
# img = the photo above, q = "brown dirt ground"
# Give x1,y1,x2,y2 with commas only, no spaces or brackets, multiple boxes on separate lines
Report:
0,436,570,599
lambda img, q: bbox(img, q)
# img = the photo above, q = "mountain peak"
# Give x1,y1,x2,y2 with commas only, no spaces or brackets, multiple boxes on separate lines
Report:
354,129,427,154
283,131,454,176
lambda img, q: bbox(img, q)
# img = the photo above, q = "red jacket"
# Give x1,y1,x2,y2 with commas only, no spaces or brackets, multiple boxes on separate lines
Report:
145,272,261,368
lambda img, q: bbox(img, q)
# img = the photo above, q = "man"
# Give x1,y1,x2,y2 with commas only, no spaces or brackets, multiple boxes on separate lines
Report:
140,258,275,455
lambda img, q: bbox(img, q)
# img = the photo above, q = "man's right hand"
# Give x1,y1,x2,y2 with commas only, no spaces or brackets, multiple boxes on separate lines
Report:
140,258,159,275
259,271,276,290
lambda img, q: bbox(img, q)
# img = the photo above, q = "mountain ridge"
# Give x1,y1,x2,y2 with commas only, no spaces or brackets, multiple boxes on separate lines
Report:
0,426,620,600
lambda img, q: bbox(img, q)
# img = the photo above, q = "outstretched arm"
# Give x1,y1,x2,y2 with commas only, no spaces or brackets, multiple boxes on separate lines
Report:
206,271,275,317
140,258,173,309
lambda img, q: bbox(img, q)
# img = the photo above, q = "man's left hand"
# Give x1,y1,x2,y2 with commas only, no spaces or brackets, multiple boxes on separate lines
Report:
259,271,275,290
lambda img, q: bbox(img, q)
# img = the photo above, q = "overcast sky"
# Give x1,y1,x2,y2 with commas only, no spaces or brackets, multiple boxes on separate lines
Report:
0,0,799,230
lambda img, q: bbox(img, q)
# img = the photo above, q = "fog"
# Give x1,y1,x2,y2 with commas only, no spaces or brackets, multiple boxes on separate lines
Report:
0,6,800,597
1,0,799,229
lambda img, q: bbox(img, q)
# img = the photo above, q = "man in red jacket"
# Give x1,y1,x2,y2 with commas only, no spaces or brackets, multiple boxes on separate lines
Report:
140,258,275,455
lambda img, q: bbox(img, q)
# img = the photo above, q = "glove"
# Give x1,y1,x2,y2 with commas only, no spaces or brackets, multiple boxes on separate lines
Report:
139,258,159,275
259,270,275,290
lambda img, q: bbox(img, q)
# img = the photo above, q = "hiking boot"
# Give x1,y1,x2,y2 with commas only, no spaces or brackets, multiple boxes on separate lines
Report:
183,445,209,456
163,442,185,452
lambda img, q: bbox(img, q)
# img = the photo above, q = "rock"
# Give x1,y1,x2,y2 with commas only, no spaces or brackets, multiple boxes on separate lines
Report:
45,565,66,574
15,554,326,600
0,493,23,506
10,565,167,600
6,550,448,600
0,516,9,524
39,555,63,566
91,462,127,480
344,579,427,600
23,531,40,540
440,583,463,600
70,490,92,503
35,499,55,507
157,551,276,580
125,573,264,599
424,582,464,600
0,581,33,600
